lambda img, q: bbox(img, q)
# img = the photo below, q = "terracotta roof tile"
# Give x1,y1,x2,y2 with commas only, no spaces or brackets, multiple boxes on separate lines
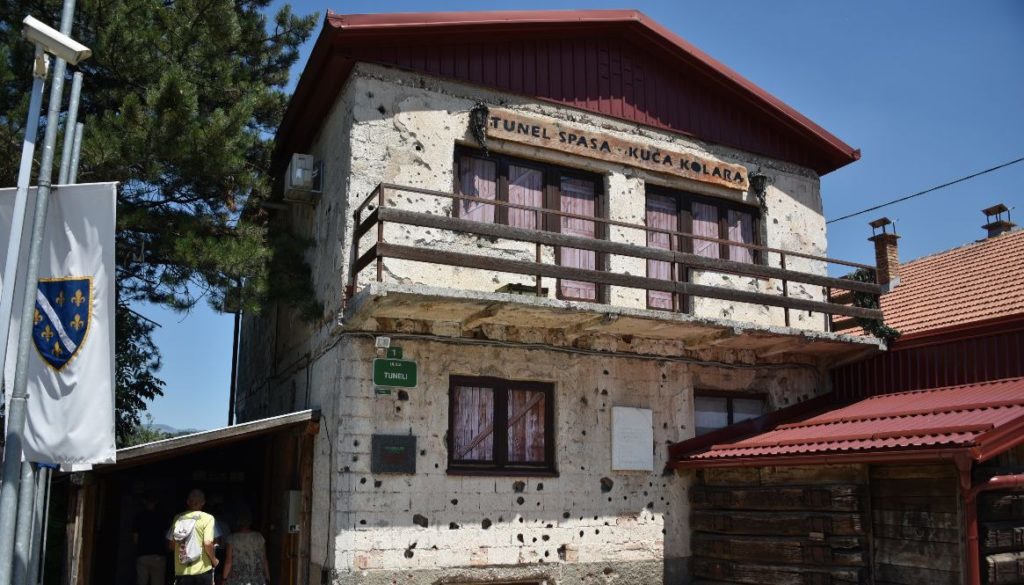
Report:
879,229,1024,335
677,377,1024,464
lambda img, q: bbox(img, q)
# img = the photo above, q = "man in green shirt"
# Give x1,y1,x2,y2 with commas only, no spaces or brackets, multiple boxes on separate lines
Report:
167,489,218,585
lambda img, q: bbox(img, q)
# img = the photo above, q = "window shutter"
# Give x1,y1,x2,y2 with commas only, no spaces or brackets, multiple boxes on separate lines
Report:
692,201,720,259
727,209,755,263
559,177,598,300
646,194,677,309
458,156,497,223
452,385,495,461
507,165,543,229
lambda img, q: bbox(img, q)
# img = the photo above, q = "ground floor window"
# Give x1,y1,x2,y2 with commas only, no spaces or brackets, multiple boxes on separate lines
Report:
448,376,555,474
694,391,766,436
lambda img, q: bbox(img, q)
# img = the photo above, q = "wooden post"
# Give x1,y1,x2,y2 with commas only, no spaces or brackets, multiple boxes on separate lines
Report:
376,187,385,283
535,205,543,296
780,253,790,327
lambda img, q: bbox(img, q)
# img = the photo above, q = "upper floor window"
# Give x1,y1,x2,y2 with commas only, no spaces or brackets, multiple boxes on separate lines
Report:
448,376,555,475
455,149,604,302
645,188,760,309
645,187,760,264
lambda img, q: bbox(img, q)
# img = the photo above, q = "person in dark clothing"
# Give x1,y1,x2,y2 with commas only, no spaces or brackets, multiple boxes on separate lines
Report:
133,494,169,585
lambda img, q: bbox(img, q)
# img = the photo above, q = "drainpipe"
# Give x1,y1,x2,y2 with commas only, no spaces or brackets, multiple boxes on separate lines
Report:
959,457,1024,585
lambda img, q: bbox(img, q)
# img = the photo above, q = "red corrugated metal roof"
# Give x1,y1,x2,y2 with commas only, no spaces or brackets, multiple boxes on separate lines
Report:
880,229,1024,336
672,377,1024,468
274,9,860,175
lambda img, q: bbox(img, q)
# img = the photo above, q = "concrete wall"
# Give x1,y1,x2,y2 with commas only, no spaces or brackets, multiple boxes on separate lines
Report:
332,63,828,335
306,336,823,584
236,61,840,583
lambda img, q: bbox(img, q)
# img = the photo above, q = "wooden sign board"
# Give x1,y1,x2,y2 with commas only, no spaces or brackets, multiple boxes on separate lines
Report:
485,109,749,191
612,406,654,471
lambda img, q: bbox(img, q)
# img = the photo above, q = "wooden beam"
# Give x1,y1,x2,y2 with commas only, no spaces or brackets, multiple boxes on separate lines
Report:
377,243,884,321
377,208,882,294
460,303,502,331
756,337,812,358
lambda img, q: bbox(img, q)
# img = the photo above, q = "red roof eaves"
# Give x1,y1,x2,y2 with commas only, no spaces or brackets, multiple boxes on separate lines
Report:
670,446,972,470
671,377,1024,469
274,9,860,173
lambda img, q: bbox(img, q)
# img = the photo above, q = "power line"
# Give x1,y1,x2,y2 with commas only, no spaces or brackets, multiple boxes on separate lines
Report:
826,155,1024,224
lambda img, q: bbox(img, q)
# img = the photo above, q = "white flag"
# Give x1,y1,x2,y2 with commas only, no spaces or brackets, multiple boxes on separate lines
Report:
1,182,117,464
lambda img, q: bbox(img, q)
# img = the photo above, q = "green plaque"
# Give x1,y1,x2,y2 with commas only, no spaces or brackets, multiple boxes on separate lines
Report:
386,346,403,359
374,387,392,396
373,358,417,388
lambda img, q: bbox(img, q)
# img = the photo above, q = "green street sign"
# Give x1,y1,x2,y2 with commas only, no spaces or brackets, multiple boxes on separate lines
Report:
373,358,417,388
387,346,403,359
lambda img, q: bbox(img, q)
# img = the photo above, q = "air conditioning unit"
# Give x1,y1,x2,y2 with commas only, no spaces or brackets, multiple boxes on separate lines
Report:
284,153,322,203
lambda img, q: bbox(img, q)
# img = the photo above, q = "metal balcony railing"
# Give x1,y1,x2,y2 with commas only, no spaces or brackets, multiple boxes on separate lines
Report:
347,183,883,328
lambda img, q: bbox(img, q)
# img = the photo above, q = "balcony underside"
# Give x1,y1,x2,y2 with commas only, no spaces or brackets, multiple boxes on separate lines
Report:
343,282,884,363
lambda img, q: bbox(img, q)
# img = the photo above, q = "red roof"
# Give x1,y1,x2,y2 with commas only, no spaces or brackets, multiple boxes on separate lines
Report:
672,376,1024,468
275,9,860,174
880,229,1024,337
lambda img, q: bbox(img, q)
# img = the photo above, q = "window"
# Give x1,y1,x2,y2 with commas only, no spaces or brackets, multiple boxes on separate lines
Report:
694,392,766,436
644,188,761,310
645,188,760,265
455,149,604,302
448,376,555,474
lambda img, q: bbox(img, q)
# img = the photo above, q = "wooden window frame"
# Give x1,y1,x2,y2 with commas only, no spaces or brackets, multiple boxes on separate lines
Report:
693,390,767,436
447,376,557,476
454,147,608,304
645,186,764,265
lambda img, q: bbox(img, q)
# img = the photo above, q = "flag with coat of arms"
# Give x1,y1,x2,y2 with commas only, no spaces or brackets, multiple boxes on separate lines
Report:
1,182,117,464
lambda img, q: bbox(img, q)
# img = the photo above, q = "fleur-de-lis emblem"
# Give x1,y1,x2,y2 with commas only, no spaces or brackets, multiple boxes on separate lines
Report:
33,310,42,326
41,325,54,342
71,289,85,307
70,314,85,331
52,342,62,357
55,290,65,306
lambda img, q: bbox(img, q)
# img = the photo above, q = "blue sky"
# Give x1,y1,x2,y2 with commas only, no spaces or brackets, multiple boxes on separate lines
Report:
142,0,1024,430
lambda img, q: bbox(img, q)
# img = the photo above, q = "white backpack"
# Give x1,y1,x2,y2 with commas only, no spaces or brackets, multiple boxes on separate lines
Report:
171,513,202,565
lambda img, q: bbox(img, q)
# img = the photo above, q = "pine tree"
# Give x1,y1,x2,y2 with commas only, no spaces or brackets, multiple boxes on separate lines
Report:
0,0,318,440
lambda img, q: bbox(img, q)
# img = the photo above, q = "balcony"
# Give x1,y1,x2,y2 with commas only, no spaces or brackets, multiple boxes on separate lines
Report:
342,184,885,361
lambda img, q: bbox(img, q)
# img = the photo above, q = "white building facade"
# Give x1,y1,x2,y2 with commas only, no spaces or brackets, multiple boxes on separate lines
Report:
236,10,883,584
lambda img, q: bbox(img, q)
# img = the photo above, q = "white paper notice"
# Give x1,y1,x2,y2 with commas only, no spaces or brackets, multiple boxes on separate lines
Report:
611,406,654,471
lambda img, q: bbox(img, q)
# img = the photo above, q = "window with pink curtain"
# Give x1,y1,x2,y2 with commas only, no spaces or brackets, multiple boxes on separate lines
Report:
692,201,719,259
507,389,546,463
451,385,495,462
559,176,597,300
507,165,543,229
449,377,553,472
646,194,677,310
458,156,496,223
727,209,755,263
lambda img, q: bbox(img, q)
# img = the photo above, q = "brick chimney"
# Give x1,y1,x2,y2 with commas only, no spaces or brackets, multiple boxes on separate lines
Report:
868,217,900,288
982,204,1016,238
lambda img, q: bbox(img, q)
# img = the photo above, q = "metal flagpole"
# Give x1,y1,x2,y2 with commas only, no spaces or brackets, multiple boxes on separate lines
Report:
0,45,49,585
68,124,84,185
25,467,48,585
58,73,83,185
10,463,34,585
0,0,80,582
19,69,85,585
0,46,47,450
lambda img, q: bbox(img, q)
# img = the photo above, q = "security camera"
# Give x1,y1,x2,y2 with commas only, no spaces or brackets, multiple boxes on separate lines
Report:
22,16,91,66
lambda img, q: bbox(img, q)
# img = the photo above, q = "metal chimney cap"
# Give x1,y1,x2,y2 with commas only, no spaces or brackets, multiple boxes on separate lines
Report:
869,217,892,229
982,203,1009,216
